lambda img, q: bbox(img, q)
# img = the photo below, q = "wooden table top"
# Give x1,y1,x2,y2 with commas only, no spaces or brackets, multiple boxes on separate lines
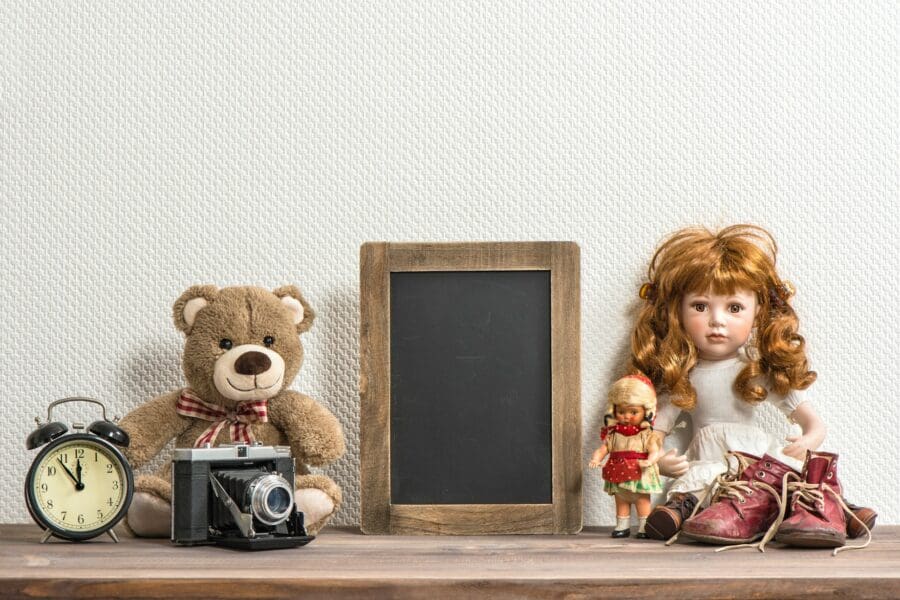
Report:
1,524,898,599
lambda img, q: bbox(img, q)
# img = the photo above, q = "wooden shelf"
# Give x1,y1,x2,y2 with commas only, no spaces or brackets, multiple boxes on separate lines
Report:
1,524,898,599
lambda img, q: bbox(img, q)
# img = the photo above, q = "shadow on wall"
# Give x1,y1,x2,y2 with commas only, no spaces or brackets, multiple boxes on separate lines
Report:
116,342,183,414
312,284,361,525
586,298,642,443
115,341,183,476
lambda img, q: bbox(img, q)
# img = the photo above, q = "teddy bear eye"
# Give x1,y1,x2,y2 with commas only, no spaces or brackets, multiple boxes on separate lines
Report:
263,336,275,347
219,339,233,350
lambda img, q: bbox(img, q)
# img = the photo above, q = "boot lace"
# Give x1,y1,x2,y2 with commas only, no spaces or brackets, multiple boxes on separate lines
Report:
714,475,784,554
763,473,871,555
731,472,872,556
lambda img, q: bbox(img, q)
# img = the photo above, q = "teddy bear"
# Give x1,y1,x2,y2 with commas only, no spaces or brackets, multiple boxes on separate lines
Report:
119,284,345,537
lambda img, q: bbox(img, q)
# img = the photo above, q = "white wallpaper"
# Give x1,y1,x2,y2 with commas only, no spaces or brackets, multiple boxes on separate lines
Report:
2,2,898,527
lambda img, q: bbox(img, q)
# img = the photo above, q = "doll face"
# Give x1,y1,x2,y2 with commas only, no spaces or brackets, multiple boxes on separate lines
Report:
614,404,646,426
681,288,760,361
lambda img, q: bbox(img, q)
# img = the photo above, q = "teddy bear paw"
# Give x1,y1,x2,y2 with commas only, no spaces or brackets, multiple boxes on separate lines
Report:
295,488,335,530
126,491,171,538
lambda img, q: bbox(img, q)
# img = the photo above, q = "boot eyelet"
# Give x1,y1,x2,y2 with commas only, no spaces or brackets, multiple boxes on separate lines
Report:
827,471,834,479
764,461,772,468
746,490,754,495
739,498,746,504
757,471,766,479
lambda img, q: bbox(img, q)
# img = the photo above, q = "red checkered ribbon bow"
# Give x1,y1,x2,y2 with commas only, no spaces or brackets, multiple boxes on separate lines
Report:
176,388,269,447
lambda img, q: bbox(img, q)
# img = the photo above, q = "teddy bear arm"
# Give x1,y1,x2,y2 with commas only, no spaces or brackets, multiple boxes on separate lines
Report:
269,392,345,466
120,390,192,469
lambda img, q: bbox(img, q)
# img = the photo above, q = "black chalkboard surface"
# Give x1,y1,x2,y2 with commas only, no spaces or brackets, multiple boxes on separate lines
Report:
360,242,581,535
390,271,552,505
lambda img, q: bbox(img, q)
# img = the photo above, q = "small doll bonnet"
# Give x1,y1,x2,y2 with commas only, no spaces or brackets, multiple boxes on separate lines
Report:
603,373,657,429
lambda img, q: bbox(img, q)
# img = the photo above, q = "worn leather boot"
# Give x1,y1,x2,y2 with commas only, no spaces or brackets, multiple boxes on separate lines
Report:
775,451,857,549
681,452,796,545
644,493,700,541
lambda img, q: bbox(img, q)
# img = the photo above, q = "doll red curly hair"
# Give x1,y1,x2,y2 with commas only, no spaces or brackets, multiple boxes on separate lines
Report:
628,224,816,411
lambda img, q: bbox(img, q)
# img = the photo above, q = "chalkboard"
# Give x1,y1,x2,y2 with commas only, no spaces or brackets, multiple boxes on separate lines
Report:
390,270,552,505
360,242,581,535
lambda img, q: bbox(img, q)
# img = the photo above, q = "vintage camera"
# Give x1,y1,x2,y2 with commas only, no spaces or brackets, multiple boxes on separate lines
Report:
171,444,314,550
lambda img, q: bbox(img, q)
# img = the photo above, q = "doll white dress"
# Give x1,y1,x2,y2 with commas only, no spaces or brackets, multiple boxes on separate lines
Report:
653,355,806,500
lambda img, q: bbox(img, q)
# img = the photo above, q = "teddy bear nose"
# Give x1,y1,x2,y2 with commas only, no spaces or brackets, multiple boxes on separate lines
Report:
234,351,272,376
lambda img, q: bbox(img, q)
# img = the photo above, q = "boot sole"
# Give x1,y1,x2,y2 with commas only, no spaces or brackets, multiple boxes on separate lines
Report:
775,530,846,548
644,511,680,541
680,531,764,546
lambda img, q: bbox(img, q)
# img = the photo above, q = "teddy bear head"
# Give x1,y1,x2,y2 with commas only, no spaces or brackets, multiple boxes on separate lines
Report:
172,285,314,408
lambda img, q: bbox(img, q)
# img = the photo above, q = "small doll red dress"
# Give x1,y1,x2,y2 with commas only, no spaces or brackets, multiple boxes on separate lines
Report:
601,423,662,497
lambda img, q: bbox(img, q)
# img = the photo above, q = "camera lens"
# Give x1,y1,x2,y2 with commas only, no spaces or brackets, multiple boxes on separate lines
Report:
249,474,294,526
266,487,291,514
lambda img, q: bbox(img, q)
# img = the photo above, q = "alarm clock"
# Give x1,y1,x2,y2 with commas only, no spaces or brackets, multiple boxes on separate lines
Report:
25,397,134,543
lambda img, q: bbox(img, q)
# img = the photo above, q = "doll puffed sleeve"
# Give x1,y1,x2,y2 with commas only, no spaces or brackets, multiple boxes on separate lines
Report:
768,387,808,419
653,392,681,434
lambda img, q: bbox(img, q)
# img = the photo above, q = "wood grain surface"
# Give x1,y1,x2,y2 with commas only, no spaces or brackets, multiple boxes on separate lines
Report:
1,524,898,599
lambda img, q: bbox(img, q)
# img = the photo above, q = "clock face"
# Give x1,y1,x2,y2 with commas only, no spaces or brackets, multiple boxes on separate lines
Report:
26,434,133,540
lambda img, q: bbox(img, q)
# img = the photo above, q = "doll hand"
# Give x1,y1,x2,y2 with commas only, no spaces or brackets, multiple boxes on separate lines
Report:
588,449,607,469
783,434,819,461
588,456,606,469
656,448,689,478
637,459,650,468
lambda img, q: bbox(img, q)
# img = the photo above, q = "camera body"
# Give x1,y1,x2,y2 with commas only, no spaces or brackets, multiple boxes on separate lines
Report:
171,444,313,550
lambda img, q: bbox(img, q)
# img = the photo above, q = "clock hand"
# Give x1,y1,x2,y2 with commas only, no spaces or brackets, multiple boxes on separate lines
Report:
75,458,85,490
57,457,78,486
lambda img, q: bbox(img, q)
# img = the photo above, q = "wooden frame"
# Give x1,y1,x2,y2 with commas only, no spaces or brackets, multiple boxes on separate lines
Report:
359,242,581,535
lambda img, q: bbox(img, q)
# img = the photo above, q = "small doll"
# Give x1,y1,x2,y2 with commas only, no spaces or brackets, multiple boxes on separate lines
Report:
589,374,662,538
628,225,827,541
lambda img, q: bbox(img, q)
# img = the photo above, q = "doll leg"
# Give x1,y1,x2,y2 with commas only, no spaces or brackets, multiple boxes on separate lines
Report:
615,494,633,518
635,494,652,518
634,493,652,538
612,494,633,538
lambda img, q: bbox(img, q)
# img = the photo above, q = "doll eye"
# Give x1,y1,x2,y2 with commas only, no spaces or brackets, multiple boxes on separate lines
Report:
729,304,744,313
263,336,275,347
692,303,707,312
219,339,233,350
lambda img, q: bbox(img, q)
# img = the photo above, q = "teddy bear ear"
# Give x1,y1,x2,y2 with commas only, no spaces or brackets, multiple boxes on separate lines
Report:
173,285,219,334
273,285,316,333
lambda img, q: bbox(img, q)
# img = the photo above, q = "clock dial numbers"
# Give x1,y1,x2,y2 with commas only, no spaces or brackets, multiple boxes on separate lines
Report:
32,440,129,532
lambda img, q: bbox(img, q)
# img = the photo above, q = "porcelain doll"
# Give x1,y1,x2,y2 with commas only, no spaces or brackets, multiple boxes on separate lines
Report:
622,224,830,543
589,374,662,538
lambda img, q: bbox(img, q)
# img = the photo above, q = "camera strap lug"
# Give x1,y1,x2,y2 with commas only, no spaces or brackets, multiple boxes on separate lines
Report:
208,473,256,538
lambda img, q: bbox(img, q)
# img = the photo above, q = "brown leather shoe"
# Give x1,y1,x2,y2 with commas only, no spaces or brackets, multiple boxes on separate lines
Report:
644,492,699,541
844,501,877,540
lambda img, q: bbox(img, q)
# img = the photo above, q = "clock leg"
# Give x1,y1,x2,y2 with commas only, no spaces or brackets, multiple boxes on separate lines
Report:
40,529,53,543
107,529,120,543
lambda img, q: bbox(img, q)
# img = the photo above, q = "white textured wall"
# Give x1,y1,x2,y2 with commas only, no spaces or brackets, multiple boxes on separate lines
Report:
2,2,898,527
